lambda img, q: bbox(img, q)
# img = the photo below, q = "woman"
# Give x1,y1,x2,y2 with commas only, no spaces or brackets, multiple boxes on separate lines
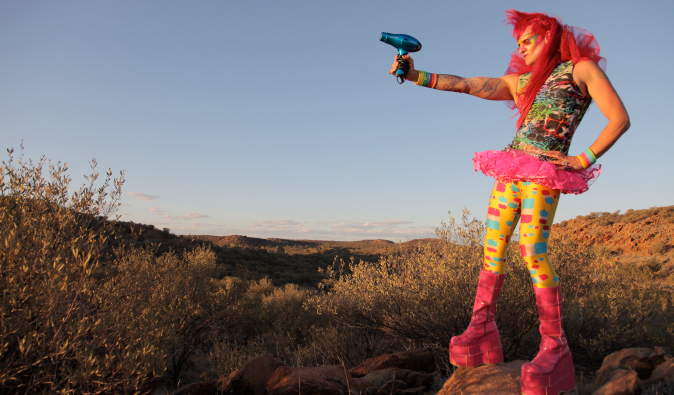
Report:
389,10,629,395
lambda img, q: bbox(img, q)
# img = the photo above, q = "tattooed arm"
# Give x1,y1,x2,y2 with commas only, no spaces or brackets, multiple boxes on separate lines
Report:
434,74,519,101
390,54,519,102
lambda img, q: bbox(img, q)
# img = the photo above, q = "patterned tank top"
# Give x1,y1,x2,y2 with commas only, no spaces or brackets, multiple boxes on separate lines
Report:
507,61,592,159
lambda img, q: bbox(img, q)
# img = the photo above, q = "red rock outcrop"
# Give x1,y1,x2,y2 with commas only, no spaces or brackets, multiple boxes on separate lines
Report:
217,352,284,395
172,346,674,395
552,212,674,256
436,361,526,395
349,348,437,377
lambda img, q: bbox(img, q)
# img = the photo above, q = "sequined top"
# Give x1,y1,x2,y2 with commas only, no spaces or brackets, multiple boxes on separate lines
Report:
506,61,592,160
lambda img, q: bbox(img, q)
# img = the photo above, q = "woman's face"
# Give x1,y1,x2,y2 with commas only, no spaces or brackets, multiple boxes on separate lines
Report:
518,26,547,66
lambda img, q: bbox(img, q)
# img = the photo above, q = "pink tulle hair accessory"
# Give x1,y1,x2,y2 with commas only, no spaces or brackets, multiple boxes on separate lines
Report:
503,10,605,129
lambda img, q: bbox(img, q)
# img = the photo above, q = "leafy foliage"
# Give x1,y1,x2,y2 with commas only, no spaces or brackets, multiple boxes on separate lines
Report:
0,146,158,394
310,208,674,371
2,144,672,393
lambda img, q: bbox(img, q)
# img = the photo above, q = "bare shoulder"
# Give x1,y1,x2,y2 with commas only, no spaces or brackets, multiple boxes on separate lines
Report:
500,73,520,101
573,60,608,83
573,60,609,97
501,73,519,87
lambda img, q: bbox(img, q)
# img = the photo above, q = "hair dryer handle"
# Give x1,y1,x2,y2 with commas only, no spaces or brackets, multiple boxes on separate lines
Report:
395,50,410,84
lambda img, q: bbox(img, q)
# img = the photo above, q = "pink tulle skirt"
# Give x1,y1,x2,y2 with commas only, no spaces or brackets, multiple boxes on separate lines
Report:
473,149,601,195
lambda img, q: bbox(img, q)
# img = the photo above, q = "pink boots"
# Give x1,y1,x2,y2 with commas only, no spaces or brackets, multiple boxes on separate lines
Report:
521,284,576,395
449,269,505,367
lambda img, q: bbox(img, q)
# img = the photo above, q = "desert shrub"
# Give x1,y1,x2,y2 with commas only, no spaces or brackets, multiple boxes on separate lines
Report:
207,278,322,373
620,206,674,224
205,276,392,377
310,208,674,371
0,146,245,392
0,147,163,393
642,377,674,395
575,210,621,226
102,245,227,388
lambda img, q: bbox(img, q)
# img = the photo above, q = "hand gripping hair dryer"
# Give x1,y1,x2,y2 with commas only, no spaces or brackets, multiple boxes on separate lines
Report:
380,32,422,84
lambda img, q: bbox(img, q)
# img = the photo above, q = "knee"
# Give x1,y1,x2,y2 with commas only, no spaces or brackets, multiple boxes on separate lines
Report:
518,238,548,258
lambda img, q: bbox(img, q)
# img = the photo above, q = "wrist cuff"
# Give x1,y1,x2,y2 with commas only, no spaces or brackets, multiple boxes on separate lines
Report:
416,71,438,88
577,148,597,169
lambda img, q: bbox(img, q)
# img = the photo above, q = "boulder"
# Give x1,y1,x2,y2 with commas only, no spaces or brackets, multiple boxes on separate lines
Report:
375,379,407,395
173,381,217,395
649,358,674,385
359,369,435,393
217,352,285,395
265,365,356,395
595,347,669,385
395,387,426,395
437,361,527,395
591,369,641,395
350,348,437,377
264,365,435,395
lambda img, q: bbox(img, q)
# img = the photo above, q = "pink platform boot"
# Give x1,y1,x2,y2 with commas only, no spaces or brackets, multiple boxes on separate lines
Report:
521,284,576,395
449,268,505,367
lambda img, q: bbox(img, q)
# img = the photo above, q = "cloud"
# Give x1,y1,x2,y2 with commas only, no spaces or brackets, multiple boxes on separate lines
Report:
126,192,160,201
332,220,414,229
251,219,303,229
164,212,210,220
139,217,434,242
148,206,165,216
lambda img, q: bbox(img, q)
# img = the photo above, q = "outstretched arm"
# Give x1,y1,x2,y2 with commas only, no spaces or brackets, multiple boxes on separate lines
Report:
390,55,519,102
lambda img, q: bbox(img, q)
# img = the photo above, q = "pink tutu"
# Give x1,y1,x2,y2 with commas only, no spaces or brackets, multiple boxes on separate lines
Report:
473,149,601,195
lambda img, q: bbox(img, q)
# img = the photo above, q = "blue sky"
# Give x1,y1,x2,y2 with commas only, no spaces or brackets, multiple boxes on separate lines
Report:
2,0,672,241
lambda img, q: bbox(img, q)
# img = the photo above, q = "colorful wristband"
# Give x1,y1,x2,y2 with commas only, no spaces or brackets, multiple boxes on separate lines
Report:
415,70,438,88
576,148,597,169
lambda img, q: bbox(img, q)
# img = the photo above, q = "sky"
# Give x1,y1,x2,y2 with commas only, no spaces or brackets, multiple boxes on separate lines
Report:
2,0,673,241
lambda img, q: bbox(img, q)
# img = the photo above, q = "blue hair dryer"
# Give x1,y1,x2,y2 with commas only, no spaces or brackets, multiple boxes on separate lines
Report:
380,32,422,84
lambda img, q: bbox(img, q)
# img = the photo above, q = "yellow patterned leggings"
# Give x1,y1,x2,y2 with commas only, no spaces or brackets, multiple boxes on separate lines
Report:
483,180,561,288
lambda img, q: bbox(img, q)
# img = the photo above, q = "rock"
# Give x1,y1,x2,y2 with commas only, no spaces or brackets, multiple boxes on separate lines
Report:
595,348,664,385
264,365,434,395
650,358,674,385
396,387,426,395
591,369,641,395
551,211,674,256
437,361,527,395
266,365,356,395
350,348,437,377
375,379,407,395
173,381,217,395
359,369,435,393
217,352,285,395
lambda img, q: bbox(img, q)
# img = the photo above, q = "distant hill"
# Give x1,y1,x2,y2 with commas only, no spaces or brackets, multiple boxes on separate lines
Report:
552,205,674,256
109,206,673,287
195,234,442,256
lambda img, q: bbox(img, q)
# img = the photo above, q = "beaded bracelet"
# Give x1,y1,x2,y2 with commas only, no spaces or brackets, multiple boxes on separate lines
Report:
415,70,438,89
576,148,597,169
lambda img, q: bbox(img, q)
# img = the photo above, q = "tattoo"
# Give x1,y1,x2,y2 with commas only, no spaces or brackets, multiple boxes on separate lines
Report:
597,70,608,80
470,78,501,98
437,74,469,93
435,75,502,98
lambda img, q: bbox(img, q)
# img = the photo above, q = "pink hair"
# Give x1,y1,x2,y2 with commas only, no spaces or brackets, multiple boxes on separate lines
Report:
504,10,605,128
